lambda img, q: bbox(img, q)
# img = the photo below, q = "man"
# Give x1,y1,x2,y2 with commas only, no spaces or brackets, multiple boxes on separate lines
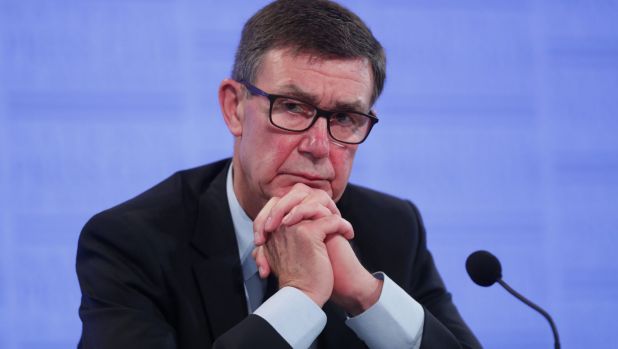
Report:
76,1,481,348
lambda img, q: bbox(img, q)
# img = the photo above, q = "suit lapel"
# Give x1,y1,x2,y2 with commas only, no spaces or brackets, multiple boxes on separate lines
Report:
190,162,249,340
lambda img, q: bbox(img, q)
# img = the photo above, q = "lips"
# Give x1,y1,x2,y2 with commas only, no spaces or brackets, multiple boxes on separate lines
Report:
285,172,328,181
279,172,332,188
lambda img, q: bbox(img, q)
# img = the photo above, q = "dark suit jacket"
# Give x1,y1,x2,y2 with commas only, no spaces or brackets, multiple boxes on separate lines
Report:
76,159,481,348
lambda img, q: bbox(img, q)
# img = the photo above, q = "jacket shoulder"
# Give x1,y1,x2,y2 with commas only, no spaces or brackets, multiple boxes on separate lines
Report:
79,159,230,252
105,159,228,215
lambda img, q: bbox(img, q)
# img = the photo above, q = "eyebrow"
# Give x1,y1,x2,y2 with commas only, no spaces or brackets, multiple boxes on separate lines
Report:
275,84,368,112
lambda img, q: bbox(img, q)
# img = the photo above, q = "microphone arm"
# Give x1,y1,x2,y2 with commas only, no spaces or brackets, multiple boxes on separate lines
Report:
497,279,561,349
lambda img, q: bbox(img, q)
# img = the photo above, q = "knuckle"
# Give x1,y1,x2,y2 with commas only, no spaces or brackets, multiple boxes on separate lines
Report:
265,197,278,210
295,224,310,236
308,202,322,212
287,206,298,217
317,190,330,200
326,214,339,223
307,189,326,202
292,182,311,193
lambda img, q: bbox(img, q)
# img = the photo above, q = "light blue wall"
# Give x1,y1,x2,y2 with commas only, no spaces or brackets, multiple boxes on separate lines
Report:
1,1,617,348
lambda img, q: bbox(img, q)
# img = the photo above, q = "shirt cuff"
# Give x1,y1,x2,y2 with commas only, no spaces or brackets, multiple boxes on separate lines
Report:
253,286,326,349
345,272,425,349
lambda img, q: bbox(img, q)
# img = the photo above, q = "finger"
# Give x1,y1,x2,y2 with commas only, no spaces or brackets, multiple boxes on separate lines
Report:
264,183,312,231
299,188,340,216
306,189,340,217
297,215,355,241
267,184,342,232
253,197,280,246
281,202,332,227
253,246,271,278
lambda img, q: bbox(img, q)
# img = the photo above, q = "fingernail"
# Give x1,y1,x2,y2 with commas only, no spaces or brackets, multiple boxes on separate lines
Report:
281,214,290,225
258,266,263,276
266,216,272,230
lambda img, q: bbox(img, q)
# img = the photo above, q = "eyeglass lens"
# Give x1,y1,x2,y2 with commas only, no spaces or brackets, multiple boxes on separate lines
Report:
270,97,371,143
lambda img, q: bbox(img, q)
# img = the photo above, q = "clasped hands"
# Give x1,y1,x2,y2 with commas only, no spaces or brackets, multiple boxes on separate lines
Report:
252,183,383,316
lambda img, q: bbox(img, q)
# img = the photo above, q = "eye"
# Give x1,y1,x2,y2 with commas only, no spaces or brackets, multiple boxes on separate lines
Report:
280,99,309,113
332,112,355,125
273,98,314,117
282,101,304,113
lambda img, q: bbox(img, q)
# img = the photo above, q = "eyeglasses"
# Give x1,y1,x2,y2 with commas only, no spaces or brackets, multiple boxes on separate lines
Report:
239,80,378,144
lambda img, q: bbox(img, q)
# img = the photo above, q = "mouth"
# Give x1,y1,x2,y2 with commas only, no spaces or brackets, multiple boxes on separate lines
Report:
279,172,332,188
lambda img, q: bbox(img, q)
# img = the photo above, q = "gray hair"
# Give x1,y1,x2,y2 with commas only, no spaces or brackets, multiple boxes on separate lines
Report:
232,0,386,105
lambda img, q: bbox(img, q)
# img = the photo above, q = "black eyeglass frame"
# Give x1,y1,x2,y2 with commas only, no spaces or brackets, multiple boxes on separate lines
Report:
239,80,379,145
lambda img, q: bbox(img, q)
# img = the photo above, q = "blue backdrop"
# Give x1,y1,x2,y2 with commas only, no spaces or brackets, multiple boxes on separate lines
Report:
1,1,617,348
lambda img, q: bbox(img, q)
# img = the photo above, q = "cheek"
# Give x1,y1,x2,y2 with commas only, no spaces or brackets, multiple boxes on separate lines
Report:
254,137,302,198
335,144,357,171
331,146,357,197
242,127,298,182
262,131,299,164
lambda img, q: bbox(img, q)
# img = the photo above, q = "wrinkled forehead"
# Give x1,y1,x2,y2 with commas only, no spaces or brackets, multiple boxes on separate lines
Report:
254,48,374,110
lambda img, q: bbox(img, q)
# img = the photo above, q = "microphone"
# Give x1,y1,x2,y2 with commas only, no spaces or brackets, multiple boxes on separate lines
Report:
466,250,561,349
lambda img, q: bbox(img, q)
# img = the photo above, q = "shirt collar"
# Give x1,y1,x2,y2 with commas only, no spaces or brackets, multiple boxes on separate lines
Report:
226,163,257,280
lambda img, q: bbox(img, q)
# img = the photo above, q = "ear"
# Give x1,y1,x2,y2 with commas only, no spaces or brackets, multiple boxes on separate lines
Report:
218,79,244,137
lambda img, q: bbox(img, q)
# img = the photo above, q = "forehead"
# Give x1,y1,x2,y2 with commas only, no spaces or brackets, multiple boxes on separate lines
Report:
254,48,374,110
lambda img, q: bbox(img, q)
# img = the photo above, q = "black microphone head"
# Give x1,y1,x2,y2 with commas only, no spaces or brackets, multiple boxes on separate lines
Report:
466,250,502,287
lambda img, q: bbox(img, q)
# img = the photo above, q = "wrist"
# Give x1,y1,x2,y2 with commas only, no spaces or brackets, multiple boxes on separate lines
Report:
337,272,383,316
303,289,330,307
283,282,330,307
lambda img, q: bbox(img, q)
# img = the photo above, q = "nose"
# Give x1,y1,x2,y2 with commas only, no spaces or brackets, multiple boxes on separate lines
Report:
298,117,330,159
